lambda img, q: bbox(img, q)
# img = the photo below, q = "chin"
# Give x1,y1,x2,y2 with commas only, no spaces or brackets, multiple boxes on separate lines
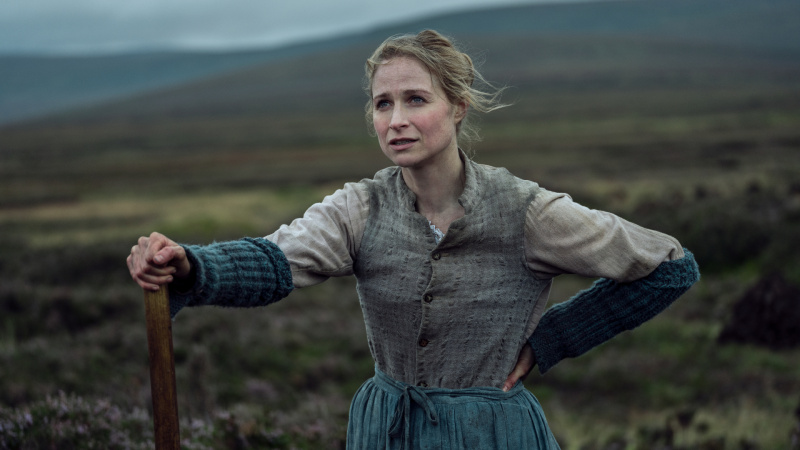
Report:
387,153,423,169
381,148,413,167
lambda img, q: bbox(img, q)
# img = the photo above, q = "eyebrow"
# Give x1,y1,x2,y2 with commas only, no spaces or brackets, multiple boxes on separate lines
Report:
373,88,434,100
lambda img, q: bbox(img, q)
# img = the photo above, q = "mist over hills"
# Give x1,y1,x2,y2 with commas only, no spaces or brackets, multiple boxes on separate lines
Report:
1,0,798,127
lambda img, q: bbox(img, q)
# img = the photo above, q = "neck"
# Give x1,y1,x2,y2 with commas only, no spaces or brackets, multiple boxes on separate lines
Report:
401,147,466,229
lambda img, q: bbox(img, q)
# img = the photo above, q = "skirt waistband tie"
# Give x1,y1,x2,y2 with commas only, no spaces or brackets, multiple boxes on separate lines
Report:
372,366,525,450
388,384,439,449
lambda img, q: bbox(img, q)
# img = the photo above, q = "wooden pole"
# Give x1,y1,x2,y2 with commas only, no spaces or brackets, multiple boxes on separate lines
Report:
143,285,181,449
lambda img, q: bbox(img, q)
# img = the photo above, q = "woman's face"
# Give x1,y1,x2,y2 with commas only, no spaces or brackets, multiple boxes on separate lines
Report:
371,56,466,169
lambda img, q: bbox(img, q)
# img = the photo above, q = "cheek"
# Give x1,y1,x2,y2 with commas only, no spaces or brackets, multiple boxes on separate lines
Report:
412,110,436,131
422,110,456,137
372,112,387,135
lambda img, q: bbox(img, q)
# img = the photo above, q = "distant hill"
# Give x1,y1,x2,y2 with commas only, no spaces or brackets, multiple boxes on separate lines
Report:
1,0,798,126
0,40,365,125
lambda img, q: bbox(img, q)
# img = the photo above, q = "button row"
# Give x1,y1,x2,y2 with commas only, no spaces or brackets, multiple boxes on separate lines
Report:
418,254,438,388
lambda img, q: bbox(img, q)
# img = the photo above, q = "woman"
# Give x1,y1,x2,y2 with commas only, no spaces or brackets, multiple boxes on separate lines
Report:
128,30,699,449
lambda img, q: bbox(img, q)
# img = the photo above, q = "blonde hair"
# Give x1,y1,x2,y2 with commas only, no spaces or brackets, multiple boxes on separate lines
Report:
364,29,507,148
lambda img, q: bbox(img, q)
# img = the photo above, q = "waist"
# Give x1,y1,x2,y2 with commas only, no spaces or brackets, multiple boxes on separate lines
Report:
372,365,525,404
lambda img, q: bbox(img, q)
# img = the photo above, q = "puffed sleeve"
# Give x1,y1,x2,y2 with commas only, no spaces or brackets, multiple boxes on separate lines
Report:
525,189,684,281
266,181,370,287
523,188,700,374
166,182,369,318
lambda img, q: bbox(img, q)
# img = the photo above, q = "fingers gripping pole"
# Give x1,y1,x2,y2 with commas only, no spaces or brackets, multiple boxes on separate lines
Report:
144,285,181,449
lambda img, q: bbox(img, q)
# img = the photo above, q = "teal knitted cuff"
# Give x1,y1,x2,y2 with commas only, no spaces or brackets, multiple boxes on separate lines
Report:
529,249,699,374
168,237,294,318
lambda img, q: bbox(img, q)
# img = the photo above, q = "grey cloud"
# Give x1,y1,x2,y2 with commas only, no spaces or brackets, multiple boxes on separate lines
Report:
0,0,567,54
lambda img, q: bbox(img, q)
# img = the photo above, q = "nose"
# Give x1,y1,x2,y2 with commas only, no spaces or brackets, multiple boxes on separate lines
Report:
389,106,409,130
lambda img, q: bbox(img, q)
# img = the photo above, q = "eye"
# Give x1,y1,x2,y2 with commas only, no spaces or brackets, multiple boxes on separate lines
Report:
375,99,390,110
409,96,425,105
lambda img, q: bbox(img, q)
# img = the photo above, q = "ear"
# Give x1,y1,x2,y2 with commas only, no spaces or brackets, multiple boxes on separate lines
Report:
454,100,468,123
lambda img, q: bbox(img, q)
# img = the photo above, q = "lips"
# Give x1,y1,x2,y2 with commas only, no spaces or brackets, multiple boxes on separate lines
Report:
389,138,418,145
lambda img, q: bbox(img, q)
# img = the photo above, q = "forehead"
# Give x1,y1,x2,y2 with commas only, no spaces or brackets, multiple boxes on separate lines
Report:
371,56,440,96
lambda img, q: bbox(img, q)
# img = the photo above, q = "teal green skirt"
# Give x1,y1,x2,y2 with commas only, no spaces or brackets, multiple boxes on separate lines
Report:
347,367,561,449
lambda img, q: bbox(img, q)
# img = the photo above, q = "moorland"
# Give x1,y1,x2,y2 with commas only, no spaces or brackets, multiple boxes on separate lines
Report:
1,0,800,448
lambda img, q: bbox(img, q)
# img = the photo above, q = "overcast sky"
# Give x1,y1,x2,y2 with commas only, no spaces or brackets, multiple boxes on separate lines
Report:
0,0,594,55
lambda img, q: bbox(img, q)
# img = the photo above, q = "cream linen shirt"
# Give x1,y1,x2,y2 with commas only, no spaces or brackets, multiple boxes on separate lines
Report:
267,181,684,288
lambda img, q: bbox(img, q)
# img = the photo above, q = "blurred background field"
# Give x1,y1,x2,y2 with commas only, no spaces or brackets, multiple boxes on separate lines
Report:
1,0,800,448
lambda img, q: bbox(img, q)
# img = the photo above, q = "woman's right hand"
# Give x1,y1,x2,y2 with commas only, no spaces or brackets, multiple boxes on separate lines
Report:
127,232,192,291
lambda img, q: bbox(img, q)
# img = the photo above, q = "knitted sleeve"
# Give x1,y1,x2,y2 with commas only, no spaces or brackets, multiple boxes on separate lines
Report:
528,249,699,374
167,237,294,318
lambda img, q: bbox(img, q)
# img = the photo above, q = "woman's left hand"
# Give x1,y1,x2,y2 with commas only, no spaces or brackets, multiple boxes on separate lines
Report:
503,343,536,392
